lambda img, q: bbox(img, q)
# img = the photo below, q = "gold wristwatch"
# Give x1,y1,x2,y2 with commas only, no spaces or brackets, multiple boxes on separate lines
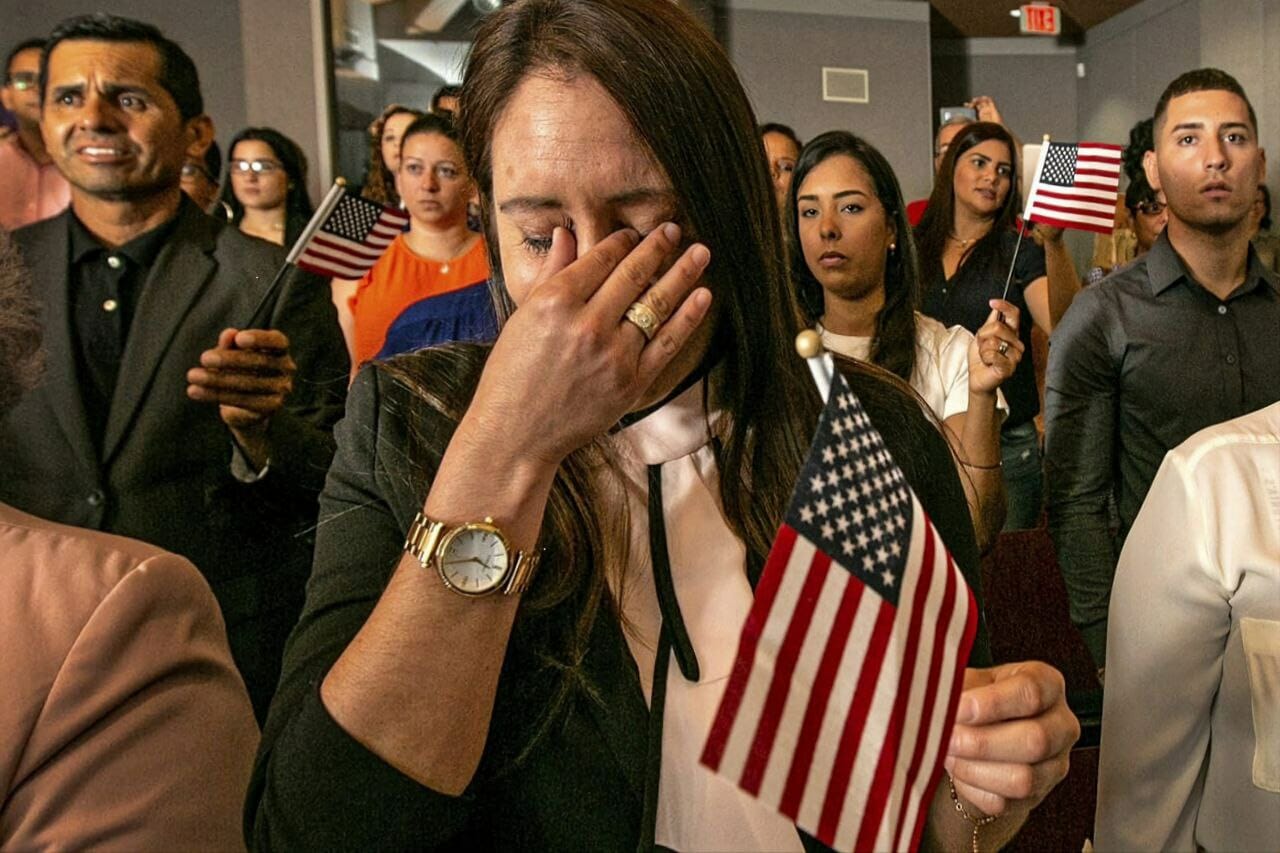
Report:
404,512,539,597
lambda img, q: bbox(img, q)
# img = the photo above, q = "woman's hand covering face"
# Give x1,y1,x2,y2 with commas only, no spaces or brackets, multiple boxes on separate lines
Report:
466,223,712,466
465,73,718,467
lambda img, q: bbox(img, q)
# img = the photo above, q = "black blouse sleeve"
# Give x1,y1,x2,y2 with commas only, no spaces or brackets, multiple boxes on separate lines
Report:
1013,234,1048,292
245,366,478,850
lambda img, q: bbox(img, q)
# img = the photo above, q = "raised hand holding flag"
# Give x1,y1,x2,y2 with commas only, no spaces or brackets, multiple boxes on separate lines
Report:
1023,139,1123,234
999,135,1122,301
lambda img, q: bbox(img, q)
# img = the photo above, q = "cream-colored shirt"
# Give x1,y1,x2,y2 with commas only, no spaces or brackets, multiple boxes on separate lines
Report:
606,380,803,853
1095,401,1280,852
819,313,1007,424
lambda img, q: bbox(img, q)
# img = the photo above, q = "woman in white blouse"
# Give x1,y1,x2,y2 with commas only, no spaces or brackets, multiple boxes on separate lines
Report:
788,131,1023,548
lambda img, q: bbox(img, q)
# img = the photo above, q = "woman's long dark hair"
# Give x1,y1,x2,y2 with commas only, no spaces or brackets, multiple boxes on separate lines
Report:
787,131,920,383
378,0,821,724
915,121,1021,288
219,127,314,245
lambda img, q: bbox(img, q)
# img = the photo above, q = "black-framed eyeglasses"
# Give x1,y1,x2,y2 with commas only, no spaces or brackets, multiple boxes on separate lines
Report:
5,71,37,91
230,159,283,175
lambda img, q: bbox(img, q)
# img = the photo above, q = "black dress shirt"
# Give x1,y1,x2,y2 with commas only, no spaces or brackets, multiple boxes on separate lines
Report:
68,212,180,453
1044,230,1280,663
919,230,1047,429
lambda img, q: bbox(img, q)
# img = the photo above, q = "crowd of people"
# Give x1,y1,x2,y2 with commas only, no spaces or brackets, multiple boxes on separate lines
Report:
0,2,1275,851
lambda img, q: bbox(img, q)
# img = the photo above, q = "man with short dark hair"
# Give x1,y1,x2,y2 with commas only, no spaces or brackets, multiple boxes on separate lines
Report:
0,14,348,718
0,38,70,229
1046,68,1280,671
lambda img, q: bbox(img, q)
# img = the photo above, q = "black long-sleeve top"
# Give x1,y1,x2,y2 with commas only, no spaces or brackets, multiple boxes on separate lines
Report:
1044,231,1280,665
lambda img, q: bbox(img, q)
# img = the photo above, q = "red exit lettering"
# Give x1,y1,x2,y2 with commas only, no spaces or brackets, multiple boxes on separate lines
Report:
1020,4,1061,35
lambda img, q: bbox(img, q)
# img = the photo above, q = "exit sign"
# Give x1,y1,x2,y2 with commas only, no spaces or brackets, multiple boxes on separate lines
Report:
1020,4,1061,35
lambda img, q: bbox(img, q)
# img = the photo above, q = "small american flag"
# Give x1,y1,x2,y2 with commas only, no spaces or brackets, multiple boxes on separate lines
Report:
1024,140,1123,234
289,188,410,279
701,372,977,853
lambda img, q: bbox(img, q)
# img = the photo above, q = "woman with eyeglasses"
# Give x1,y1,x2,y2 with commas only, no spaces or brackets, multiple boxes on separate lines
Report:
789,131,1022,550
219,127,314,247
347,113,488,370
914,122,1079,531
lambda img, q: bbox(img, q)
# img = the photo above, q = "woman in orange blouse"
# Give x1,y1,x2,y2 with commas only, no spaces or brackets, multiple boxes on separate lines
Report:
348,113,489,370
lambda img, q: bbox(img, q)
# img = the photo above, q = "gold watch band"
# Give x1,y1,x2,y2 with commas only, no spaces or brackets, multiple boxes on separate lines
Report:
403,512,539,596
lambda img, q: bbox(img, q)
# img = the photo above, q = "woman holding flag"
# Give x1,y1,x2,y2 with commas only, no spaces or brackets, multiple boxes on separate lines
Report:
915,123,1079,530
788,131,1023,551
246,1,1078,850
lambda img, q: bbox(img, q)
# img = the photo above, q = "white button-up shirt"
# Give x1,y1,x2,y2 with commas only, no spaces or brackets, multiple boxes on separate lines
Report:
1096,401,1280,851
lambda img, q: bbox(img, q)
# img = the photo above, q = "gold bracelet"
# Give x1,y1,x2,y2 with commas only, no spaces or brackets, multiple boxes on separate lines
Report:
948,773,997,853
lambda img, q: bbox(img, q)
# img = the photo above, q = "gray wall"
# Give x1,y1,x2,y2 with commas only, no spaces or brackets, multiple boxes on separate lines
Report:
723,0,935,202
932,39,1079,145
1076,0,1201,152
240,0,330,200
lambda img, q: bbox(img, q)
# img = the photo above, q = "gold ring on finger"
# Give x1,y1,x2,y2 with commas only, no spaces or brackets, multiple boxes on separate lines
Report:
624,301,661,341
997,340,1010,356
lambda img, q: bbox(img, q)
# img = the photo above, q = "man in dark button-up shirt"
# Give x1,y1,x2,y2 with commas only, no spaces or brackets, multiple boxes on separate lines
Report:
1045,68,1280,670
67,213,178,450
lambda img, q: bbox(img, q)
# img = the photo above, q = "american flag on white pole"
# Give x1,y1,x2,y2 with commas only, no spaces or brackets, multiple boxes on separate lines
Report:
701,371,977,853
288,184,410,279
1023,139,1123,234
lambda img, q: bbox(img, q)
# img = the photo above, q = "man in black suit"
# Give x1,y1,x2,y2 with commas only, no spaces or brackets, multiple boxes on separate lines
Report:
0,14,349,719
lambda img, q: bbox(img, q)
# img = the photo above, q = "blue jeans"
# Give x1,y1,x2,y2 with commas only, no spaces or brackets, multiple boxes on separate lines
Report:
1001,420,1043,530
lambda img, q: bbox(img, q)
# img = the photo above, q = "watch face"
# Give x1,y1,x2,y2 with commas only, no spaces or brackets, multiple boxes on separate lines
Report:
438,525,510,595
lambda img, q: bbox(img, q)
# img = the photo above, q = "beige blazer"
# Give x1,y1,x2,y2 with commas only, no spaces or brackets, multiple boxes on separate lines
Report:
0,502,259,852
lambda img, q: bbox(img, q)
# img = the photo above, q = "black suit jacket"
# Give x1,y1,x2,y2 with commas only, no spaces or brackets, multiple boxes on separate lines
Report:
1,199,350,717
246,353,990,850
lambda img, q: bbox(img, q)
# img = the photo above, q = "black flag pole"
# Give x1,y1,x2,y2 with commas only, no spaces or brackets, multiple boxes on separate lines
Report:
241,177,349,330
1001,133,1052,302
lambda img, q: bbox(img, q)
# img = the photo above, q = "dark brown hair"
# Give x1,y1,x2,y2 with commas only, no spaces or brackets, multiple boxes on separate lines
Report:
399,112,460,155
1154,67,1256,136
915,121,1022,288
379,0,819,688
41,13,202,120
